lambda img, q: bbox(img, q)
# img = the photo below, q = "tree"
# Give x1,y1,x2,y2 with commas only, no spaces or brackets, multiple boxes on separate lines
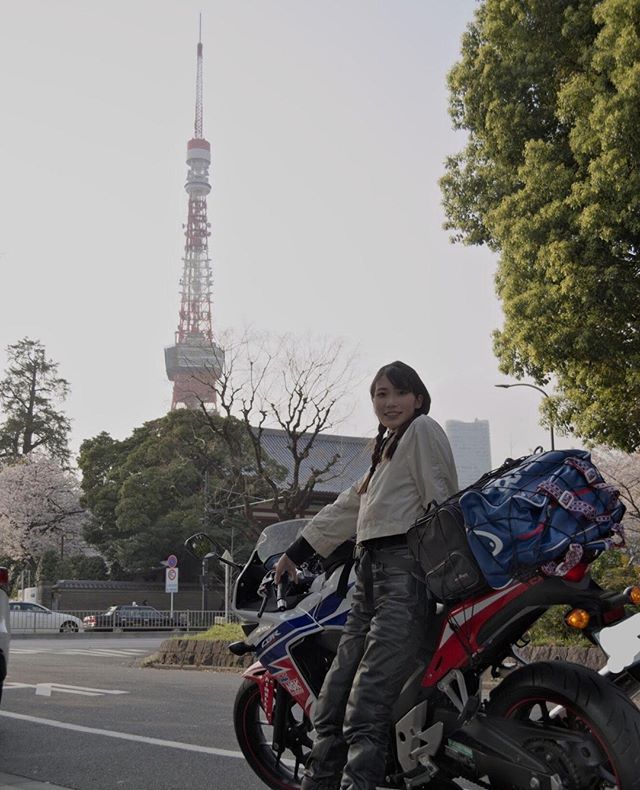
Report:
0,455,86,566
78,409,275,576
441,0,640,450
35,549,108,583
192,331,358,522
0,338,71,465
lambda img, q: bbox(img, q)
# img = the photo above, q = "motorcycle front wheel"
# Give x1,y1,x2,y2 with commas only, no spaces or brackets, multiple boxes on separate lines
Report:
486,660,640,789
233,678,313,790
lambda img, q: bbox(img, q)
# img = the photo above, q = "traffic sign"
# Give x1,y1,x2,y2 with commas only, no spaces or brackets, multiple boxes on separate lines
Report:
165,567,179,593
166,554,178,568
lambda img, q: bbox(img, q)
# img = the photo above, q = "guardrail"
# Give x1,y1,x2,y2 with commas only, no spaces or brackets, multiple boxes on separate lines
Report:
9,608,240,634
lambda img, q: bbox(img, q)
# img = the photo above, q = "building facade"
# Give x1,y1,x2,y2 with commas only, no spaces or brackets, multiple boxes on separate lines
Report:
445,419,492,489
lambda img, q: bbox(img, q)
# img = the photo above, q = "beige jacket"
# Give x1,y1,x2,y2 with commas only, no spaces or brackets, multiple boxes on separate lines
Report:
301,415,459,558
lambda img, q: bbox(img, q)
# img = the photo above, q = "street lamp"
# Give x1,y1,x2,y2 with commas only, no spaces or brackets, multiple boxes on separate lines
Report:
494,383,555,451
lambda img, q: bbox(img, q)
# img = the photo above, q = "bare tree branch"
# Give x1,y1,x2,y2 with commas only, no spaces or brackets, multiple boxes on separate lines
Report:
187,329,360,522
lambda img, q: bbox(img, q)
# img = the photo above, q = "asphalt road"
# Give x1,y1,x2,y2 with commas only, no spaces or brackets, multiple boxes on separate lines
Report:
0,636,266,790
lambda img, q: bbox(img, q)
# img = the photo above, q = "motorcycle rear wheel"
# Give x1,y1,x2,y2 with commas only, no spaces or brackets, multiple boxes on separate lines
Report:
486,660,640,789
234,678,312,790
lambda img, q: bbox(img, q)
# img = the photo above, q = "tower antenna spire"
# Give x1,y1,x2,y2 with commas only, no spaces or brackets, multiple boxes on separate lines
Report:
195,14,204,139
165,21,223,411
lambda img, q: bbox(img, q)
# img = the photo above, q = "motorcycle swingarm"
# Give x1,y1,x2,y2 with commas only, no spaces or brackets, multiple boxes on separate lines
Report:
446,715,592,790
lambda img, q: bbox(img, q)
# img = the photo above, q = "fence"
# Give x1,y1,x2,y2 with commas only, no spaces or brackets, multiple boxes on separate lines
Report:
8,604,240,635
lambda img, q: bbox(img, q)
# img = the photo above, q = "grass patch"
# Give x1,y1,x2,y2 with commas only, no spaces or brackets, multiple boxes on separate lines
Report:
174,623,244,641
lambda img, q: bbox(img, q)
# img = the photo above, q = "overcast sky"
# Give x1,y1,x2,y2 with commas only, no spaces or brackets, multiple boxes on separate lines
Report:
0,0,571,466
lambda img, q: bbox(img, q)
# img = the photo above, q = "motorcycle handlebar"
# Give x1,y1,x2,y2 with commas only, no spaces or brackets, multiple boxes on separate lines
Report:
276,578,288,611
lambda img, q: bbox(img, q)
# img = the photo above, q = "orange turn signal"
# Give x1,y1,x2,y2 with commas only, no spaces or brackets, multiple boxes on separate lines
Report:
565,608,591,630
626,586,640,605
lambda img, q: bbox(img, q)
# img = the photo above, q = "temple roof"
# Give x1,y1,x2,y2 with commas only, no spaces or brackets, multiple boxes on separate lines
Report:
259,427,372,494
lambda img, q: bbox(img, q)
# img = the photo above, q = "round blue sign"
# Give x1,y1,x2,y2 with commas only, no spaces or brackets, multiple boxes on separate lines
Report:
166,554,178,568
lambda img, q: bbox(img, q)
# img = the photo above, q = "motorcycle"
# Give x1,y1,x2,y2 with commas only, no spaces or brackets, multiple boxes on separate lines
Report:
185,519,640,790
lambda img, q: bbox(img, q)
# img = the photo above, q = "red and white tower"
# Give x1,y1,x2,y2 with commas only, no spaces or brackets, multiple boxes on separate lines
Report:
165,24,223,410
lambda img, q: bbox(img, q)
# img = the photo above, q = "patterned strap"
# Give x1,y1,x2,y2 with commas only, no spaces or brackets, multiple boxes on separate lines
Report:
537,480,598,519
565,456,600,484
541,543,584,577
564,457,620,505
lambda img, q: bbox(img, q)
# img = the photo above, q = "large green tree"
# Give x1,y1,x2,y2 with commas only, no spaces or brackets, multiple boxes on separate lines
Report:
78,409,277,577
0,338,71,465
441,0,640,450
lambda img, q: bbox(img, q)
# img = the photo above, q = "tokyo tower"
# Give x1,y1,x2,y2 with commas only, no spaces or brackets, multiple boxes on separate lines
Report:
165,22,223,410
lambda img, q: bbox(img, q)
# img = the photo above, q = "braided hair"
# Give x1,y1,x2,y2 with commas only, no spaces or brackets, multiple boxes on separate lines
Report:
358,361,431,494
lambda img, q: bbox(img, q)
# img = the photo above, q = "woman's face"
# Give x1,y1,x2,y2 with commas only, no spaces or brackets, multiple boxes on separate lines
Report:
372,374,423,431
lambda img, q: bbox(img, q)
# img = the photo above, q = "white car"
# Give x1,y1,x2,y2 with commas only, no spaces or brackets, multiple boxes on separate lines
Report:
0,567,10,704
9,602,83,634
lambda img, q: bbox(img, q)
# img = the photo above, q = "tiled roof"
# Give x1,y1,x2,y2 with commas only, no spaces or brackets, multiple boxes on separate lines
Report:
258,427,372,494
52,580,166,591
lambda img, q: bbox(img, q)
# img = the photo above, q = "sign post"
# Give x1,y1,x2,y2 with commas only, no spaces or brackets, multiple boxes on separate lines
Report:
222,550,233,622
165,563,179,616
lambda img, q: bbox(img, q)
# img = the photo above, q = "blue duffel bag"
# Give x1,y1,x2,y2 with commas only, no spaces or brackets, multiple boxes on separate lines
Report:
459,449,626,589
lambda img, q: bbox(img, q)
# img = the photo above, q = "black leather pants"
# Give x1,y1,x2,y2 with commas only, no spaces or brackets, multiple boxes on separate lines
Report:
300,543,427,790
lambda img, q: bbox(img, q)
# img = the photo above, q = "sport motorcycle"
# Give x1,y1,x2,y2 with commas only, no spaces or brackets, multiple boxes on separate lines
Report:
185,519,640,790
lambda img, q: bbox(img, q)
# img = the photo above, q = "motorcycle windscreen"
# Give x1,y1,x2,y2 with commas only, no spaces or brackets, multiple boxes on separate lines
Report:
256,519,310,567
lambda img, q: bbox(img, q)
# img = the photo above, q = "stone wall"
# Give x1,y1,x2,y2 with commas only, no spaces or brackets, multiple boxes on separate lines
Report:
151,638,606,672
517,644,605,671
153,638,253,669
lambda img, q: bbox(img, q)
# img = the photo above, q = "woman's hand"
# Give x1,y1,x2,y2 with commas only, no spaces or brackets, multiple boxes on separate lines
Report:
274,553,298,584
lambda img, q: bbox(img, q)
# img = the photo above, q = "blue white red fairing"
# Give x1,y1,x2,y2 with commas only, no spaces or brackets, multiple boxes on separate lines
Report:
239,569,355,716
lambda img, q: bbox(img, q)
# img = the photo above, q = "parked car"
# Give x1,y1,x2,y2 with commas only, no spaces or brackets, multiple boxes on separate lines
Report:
9,602,83,634
0,567,10,704
83,604,176,631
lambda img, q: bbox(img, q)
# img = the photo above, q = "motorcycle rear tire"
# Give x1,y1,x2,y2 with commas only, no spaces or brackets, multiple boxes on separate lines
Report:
233,677,309,790
486,660,640,789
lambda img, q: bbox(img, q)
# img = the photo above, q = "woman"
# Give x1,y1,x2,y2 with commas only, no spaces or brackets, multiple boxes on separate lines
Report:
274,360,458,790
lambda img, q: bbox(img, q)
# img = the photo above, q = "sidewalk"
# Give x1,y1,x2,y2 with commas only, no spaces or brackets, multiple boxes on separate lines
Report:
0,773,72,789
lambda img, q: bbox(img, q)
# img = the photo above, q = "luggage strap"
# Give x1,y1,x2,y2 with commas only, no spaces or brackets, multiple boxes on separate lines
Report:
537,480,616,523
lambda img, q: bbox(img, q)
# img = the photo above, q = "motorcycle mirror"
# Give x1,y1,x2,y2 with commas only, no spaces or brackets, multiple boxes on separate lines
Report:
184,532,221,561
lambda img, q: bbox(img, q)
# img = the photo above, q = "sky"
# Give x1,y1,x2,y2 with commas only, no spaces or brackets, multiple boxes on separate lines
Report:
0,0,571,467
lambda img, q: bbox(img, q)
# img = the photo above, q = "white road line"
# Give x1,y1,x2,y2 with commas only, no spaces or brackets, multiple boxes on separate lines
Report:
60,650,146,657
11,648,148,657
80,649,148,655
0,710,244,758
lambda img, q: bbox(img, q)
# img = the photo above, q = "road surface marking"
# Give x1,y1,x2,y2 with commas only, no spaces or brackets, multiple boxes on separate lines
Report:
0,710,244,758
58,649,148,657
11,648,148,657
4,682,129,697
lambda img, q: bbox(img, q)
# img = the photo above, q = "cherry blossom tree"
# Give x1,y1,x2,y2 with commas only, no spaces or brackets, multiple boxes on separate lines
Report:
592,448,640,557
0,454,86,565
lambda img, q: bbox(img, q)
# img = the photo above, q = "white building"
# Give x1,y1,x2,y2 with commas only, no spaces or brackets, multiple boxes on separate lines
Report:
445,419,492,489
